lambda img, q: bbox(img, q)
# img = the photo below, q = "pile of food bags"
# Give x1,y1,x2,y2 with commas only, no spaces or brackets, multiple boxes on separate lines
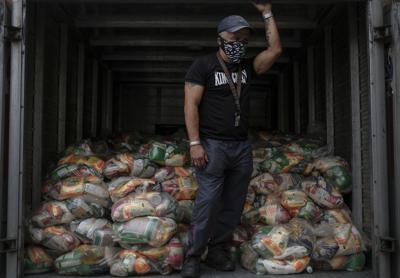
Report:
24,131,368,276
238,132,367,275
25,134,195,275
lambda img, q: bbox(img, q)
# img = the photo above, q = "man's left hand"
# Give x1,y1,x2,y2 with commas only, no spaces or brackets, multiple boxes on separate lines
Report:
251,0,272,14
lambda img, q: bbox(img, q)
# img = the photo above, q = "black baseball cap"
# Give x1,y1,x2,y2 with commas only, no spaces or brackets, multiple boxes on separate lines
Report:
217,15,253,34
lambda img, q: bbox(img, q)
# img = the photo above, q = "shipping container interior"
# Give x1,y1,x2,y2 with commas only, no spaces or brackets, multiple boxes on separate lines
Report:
1,0,381,276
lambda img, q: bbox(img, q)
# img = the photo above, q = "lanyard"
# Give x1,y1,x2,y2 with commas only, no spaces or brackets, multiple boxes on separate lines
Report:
216,52,242,127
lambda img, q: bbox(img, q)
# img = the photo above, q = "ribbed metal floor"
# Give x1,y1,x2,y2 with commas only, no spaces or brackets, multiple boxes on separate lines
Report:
27,265,373,278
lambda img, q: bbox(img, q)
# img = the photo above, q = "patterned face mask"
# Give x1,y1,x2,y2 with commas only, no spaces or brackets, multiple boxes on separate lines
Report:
220,37,248,64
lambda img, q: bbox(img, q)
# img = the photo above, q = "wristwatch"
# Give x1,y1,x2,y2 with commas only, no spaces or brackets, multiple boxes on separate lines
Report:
263,11,273,21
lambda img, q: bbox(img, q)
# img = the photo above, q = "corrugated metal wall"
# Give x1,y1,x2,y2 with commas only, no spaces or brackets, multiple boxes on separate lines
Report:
358,3,372,237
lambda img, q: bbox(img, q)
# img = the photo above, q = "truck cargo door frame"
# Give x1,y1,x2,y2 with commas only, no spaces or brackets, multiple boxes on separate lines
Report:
367,1,391,277
391,1,400,277
5,0,26,277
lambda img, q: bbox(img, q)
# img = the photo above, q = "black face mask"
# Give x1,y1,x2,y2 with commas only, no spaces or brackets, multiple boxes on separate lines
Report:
219,37,248,64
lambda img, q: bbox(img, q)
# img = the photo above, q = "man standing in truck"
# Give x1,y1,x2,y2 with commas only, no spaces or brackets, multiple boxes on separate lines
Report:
182,0,282,277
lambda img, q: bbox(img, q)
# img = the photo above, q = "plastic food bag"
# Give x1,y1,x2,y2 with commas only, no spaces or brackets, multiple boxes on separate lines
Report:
162,176,198,200
260,151,304,174
148,141,187,166
29,225,80,252
176,200,194,224
111,192,179,222
255,256,310,275
233,225,249,246
109,178,158,202
322,207,352,224
312,253,365,271
281,218,315,259
49,163,102,182
241,206,261,226
281,190,323,222
58,154,105,175
153,167,175,183
110,250,162,276
65,197,106,219
70,218,112,243
240,242,260,272
93,228,115,247
312,237,339,261
45,176,109,207
104,153,134,179
301,176,344,209
54,245,119,275
131,237,184,273
305,156,352,193
31,201,75,228
334,224,364,256
113,216,177,247
258,195,291,225
250,173,278,195
252,225,289,259
131,157,158,178
64,140,94,156
284,138,325,158
24,245,53,274
273,173,302,191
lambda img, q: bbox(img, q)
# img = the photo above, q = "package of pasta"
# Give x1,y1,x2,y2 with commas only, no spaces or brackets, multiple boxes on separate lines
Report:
258,194,291,225
281,189,323,223
54,245,119,275
110,250,162,276
113,216,177,247
45,176,109,207
161,176,198,200
103,153,134,179
111,192,179,222
109,178,159,202
24,245,53,274
254,256,310,275
31,201,75,228
148,141,188,167
70,218,112,244
312,252,366,272
29,225,80,253
176,200,194,224
249,173,278,195
57,154,105,175
301,176,344,209
65,197,106,219
304,156,352,193
251,225,288,259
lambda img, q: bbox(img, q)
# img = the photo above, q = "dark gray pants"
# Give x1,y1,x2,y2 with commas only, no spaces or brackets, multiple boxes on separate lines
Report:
186,138,253,258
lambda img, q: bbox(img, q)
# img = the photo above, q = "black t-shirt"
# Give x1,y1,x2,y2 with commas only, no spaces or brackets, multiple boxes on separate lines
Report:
185,53,255,141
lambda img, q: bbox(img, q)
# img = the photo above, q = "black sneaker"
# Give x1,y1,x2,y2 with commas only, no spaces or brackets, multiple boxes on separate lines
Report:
204,245,235,271
181,256,201,278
